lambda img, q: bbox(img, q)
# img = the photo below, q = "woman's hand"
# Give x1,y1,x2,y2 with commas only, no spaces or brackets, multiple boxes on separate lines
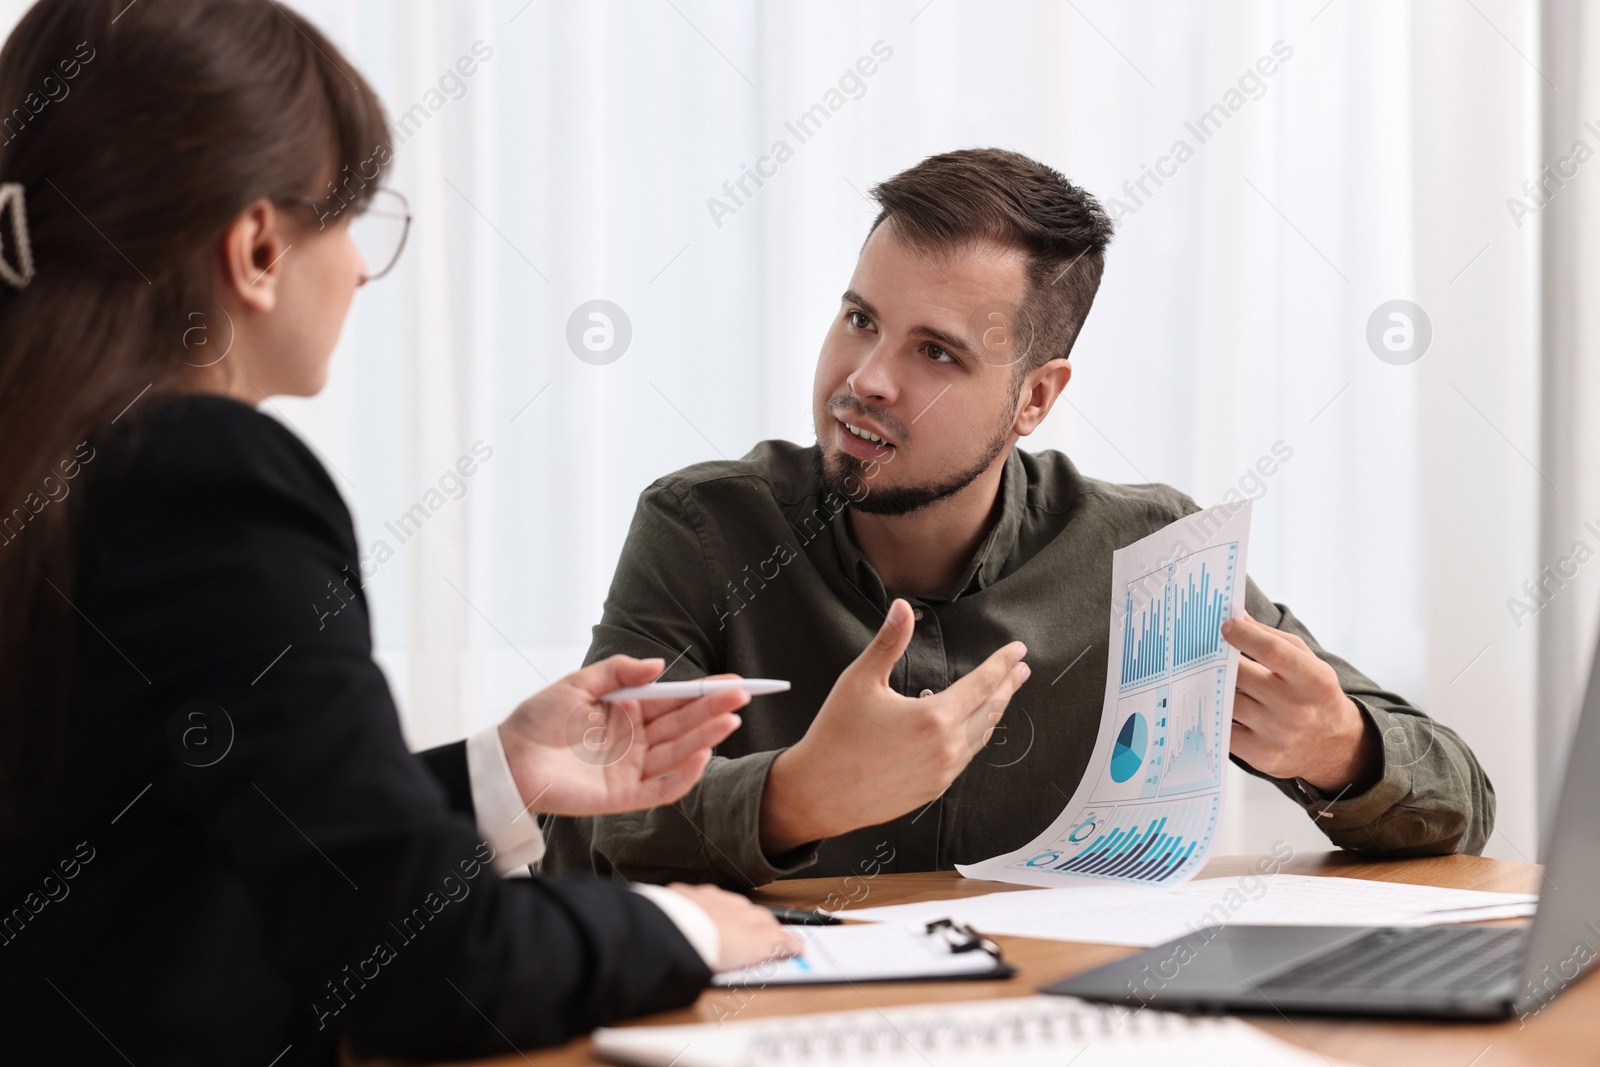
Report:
664,883,803,971
496,655,749,817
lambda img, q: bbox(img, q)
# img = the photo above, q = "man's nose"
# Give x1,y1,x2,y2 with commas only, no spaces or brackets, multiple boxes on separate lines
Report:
845,341,897,404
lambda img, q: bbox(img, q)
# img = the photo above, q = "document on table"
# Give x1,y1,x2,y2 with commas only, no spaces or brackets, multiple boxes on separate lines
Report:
836,874,1537,948
710,923,1009,987
958,501,1252,889
594,994,1363,1067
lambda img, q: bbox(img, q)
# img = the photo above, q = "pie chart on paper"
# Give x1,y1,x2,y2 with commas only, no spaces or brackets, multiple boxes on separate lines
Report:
1109,712,1148,783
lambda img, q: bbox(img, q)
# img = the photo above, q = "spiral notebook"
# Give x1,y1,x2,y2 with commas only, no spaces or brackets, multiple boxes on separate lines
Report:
711,920,1012,987
592,995,1359,1066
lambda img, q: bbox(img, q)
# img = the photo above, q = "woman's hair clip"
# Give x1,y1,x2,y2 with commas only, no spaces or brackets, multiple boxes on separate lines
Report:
0,182,35,289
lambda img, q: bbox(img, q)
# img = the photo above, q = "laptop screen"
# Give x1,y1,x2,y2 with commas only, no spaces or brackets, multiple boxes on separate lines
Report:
1514,630,1600,1020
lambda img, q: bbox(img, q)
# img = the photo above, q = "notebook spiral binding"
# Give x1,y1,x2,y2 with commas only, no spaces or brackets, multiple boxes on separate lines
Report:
744,1000,1221,1061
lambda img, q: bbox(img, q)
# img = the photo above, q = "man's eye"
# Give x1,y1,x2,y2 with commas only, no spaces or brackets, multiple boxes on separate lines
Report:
847,310,872,330
925,343,954,364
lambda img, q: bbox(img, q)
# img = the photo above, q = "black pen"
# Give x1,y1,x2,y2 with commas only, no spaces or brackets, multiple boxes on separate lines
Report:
764,905,842,926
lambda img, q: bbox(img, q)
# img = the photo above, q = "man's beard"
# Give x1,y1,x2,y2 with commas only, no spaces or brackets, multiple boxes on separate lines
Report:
814,419,1012,517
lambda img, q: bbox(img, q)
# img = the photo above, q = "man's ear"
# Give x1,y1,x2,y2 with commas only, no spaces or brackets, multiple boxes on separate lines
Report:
219,198,287,313
1012,357,1072,437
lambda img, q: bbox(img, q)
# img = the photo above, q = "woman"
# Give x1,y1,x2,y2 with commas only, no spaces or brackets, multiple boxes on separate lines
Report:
0,1,796,1063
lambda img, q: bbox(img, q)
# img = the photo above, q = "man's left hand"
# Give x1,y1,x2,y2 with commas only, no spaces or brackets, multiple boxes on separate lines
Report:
1221,614,1381,795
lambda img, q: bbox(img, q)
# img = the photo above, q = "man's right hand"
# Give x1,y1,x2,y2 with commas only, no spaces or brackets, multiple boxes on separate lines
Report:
759,598,1029,854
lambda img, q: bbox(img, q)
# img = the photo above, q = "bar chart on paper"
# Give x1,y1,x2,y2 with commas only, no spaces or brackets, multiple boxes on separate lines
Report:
1120,584,1168,690
1120,543,1238,691
1015,794,1221,884
958,501,1251,890
1172,545,1236,672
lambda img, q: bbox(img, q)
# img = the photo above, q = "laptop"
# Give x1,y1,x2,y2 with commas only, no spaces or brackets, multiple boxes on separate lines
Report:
1044,626,1600,1021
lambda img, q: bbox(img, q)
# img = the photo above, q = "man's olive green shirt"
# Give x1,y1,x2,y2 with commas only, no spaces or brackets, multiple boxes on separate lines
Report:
542,443,1494,888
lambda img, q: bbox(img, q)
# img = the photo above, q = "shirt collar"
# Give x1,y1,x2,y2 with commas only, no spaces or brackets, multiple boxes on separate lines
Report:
830,447,1029,604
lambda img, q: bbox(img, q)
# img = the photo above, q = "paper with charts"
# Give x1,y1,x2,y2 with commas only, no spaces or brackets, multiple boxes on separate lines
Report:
959,500,1251,889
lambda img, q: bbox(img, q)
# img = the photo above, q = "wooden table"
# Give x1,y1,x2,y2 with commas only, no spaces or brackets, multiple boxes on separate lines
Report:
418,852,1600,1066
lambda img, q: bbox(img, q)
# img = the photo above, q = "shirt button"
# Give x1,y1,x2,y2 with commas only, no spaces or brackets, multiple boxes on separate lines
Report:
913,607,925,621
919,688,935,698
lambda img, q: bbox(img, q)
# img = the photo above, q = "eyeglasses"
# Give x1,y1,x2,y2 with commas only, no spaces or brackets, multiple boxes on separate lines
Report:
280,187,412,282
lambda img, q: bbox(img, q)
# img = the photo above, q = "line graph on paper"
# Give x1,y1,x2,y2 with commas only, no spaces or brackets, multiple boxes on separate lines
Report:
1092,665,1229,801
1158,666,1226,794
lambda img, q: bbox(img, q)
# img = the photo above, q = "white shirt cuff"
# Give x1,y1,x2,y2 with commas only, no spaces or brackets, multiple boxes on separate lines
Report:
628,883,721,970
465,724,547,877
464,726,719,968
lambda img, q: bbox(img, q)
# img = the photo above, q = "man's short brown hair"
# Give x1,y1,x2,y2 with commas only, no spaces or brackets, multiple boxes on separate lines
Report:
866,148,1114,371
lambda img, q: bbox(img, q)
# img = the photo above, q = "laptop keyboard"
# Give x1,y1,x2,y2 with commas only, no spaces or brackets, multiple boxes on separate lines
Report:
1259,926,1527,997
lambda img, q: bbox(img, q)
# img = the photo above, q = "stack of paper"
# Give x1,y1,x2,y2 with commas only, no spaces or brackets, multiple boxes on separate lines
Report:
835,874,1536,947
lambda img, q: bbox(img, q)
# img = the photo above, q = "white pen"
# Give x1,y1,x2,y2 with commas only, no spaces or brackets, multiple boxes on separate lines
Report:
597,678,791,702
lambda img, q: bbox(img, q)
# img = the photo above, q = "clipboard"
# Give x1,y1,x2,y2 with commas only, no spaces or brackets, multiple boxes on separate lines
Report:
712,918,1015,987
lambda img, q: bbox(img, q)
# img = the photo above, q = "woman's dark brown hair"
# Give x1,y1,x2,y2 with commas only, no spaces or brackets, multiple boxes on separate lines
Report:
0,0,391,826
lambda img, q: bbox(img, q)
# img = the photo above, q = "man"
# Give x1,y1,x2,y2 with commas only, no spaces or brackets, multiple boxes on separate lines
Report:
543,148,1494,889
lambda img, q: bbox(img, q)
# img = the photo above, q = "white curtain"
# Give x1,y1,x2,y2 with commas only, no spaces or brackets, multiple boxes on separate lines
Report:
276,0,1545,861
7,0,1544,860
